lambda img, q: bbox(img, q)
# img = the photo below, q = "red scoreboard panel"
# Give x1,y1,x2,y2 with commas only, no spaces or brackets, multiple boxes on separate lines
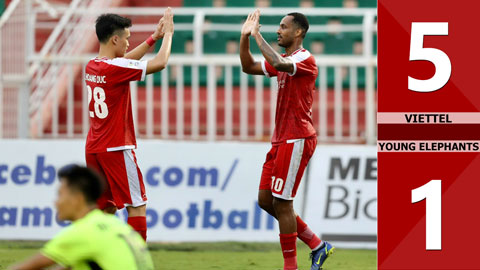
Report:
378,0,480,269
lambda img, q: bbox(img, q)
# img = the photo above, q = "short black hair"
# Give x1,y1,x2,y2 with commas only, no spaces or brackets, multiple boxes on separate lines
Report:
95,13,132,44
287,12,309,38
58,165,105,204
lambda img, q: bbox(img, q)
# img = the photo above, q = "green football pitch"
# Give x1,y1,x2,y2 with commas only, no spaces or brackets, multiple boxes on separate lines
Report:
0,241,376,270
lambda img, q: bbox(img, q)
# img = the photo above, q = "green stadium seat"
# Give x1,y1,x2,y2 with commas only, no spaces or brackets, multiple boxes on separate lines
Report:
0,0,4,16
226,0,255,6
260,15,284,25
358,0,377,7
314,0,343,7
155,31,192,54
206,15,244,24
183,0,212,6
271,0,300,6
341,16,363,24
174,15,194,23
324,34,353,54
306,16,328,25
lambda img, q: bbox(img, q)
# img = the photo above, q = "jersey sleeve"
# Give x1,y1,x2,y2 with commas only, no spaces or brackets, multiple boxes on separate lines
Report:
107,58,148,82
41,225,92,267
287,50,317,77
261,59,278,77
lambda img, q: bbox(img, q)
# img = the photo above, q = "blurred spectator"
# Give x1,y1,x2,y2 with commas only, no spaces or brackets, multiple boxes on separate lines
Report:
226,38,239,54
255,0,271,7
343,0,358,8
213,0,226,7
325,17,353,54
326,17,342,35
300,0,314,8
309,39,325,54
353,39,363,55
185,38,194,54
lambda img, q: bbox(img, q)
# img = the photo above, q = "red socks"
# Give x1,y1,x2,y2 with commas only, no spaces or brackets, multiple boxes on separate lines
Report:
296,216,322,250
280,233,298,270
128,216,147,241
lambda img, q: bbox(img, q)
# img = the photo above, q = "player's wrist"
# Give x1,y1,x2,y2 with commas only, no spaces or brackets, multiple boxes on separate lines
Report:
146,35,156,46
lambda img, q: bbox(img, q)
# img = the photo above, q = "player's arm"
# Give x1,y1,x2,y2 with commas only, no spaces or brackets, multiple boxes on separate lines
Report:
240,11,264,75
8,253,59,270
146,7,174,75
251,10,294,74
125,16,165,60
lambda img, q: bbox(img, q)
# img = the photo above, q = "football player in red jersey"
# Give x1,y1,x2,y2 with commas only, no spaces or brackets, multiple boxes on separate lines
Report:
240,10,334,270
84,8,174,241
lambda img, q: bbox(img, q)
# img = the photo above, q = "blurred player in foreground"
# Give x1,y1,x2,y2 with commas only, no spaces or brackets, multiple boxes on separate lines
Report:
84,8,174,241
9,165,153,270
240,9,334,270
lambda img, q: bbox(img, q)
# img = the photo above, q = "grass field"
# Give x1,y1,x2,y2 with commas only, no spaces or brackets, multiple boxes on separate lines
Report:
0,241,376,270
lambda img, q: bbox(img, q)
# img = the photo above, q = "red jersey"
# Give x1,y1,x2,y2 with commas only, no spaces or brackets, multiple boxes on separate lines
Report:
261,48,318,144
85,57,147,153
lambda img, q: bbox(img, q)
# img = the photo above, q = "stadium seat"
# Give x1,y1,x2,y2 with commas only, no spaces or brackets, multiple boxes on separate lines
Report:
174,15,194,23
341,16,363,24
0,0,4,15
358,0,377,7
154,31,192,54
271,0,300,6
324,34,353,54
306,16,328,25
206,15,244,24
260,15,285,25
225,0,255,6
183,0,212,6
314,0,343,7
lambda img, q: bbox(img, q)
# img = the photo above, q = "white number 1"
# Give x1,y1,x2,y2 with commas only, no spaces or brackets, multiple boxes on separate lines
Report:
411,179,442,250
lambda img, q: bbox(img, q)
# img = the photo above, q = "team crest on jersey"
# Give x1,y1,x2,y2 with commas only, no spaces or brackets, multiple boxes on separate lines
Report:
127,61,140,68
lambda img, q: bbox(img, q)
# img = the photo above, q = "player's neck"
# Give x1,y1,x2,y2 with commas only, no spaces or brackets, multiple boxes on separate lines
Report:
285,42,303,56
98,45,117,59
71,205,96,221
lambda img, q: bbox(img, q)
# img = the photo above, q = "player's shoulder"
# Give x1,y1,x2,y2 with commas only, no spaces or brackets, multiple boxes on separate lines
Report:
89,57,139,69
290,48,315,63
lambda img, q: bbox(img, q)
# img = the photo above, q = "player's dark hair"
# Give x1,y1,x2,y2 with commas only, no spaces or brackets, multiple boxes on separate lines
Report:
58,165,105,204
287,12,309,38
95,13,132,44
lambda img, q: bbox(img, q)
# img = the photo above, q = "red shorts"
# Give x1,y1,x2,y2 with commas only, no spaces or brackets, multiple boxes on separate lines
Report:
260,137,317,200
86,149,147,210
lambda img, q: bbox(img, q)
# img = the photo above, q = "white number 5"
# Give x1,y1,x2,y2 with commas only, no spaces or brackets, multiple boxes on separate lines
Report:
408,22,451,92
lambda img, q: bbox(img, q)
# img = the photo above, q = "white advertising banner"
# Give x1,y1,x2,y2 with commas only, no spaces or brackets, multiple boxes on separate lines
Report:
303,145,377,249
0,140,307,242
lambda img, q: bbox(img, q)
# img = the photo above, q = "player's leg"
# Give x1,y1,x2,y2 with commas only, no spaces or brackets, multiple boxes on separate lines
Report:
272,197,298,270
258,189,276,217
270,140,305,270
97,150,148,241
85,153,117,214
289,137,333,270
126,204,147,241
258,147,278,217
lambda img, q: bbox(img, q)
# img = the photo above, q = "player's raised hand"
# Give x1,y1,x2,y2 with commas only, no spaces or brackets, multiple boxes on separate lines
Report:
250,9,261,36
152,17,165,40
162,7,174,34
241,10,257,36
